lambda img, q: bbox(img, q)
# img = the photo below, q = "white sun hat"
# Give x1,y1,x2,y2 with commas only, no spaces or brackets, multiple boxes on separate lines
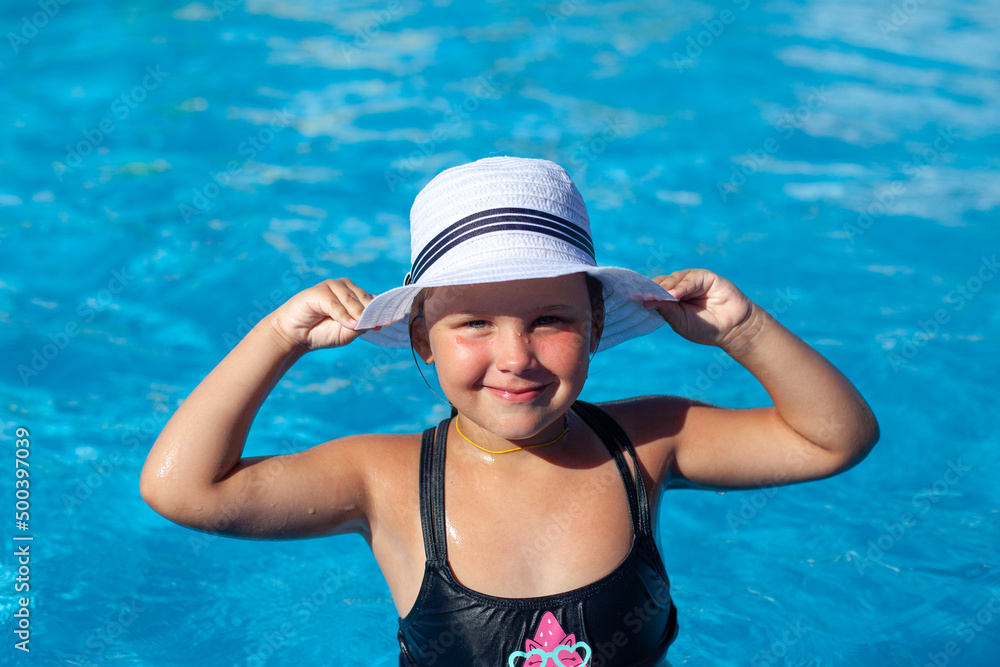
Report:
356,156,675,352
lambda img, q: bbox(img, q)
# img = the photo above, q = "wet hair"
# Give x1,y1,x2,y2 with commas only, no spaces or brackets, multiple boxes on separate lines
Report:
583,273,605,345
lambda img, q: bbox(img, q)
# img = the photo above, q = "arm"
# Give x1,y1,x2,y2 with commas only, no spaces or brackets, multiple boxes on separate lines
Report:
140,278,377,538
643,269,879,491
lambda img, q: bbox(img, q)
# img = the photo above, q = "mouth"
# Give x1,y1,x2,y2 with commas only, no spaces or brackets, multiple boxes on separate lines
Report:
483,383,551,403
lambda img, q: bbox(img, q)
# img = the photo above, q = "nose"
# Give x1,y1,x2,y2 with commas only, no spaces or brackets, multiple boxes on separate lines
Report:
495,327,536,373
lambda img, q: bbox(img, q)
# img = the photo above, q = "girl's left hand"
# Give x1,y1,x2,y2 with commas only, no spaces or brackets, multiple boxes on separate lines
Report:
643,269,755,348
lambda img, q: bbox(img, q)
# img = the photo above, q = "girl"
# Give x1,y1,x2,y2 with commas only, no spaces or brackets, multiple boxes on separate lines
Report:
141,157,878,666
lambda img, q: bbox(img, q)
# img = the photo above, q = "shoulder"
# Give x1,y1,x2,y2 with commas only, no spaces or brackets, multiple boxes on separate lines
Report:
278,431,423,500
310,431,424,519
588,395,711,485
591,395,707,443
307,430,424,475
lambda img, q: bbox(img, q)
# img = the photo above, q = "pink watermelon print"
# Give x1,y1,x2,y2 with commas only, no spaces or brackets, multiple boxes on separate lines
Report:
506,612,592,667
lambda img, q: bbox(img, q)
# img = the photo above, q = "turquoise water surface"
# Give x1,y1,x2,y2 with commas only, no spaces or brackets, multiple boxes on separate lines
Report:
1,0,999,665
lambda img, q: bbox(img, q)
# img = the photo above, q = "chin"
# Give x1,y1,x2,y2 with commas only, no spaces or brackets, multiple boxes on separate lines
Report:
479,404,568,441
494,422,546,442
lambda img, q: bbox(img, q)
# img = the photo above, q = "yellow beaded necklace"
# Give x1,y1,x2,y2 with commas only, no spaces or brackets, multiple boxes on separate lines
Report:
455,415,570,455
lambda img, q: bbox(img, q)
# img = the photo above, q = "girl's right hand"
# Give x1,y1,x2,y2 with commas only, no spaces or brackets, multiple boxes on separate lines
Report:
272,278,376,351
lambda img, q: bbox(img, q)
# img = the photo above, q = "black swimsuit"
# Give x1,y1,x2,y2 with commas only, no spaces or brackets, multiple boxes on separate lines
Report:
397,401,678,666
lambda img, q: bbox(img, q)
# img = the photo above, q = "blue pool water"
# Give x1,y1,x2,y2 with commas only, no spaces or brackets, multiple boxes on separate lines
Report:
2,0,999,664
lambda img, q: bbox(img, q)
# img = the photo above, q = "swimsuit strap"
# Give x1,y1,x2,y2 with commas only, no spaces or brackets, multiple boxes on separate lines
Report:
572,401,653,539
417,418,452,564
569,402,640,535
430,417,451,561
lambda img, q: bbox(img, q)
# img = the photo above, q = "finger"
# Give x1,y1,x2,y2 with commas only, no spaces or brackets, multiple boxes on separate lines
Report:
338,277,376,306
672,270,720,302
325,301,359,329
326,279,370,324
641,299,691,333
314,284,361,328
650,270,687,293
652,269,697,300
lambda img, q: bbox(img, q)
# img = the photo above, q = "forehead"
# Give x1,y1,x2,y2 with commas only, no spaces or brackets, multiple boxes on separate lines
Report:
423,274,589,315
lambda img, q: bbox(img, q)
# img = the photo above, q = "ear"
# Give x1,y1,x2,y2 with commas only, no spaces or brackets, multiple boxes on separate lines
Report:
410,314,434,364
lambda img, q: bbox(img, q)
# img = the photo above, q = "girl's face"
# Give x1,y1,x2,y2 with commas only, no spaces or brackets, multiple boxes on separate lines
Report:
416,274,597,443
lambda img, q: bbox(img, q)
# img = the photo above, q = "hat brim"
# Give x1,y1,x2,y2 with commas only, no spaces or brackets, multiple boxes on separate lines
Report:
356,265,675,352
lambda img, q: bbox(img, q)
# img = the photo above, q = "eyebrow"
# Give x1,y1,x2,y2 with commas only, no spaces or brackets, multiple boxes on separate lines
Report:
440,304,580,319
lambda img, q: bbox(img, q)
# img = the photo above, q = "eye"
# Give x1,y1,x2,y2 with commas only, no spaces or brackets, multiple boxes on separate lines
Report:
535,315,561,325
465,320,487,329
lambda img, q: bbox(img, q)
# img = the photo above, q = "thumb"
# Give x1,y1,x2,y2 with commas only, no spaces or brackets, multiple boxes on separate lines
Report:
645,298,686,330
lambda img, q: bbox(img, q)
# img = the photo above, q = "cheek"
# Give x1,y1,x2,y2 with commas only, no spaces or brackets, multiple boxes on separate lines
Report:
432,334,491,379
534,332,590,373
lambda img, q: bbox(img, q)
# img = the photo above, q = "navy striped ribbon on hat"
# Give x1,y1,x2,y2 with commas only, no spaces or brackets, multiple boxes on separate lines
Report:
404,207,595,285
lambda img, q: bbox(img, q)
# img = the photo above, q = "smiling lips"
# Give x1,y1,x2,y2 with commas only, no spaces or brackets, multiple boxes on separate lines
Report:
484,383,550,403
